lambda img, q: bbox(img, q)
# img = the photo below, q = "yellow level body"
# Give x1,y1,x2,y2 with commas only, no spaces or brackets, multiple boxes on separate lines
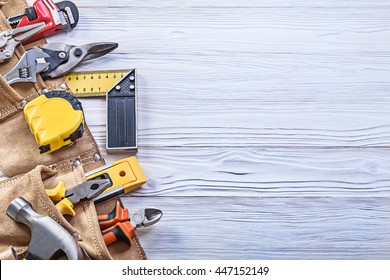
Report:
86,157,147,195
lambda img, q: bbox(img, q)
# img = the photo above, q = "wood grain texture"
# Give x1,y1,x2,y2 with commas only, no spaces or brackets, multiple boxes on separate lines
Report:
2,0,390,259
73,0,390,9
106,148,390,197
65,1,390,148
122,196,390,260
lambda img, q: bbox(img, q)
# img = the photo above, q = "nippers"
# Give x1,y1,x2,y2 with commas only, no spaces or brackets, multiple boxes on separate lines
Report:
98,200,163,246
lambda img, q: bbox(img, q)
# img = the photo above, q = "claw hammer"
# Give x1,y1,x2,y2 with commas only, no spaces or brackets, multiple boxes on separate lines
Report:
6,197,83,260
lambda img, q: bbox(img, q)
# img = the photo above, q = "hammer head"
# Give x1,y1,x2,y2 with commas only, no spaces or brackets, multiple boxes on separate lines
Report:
7,197,83,260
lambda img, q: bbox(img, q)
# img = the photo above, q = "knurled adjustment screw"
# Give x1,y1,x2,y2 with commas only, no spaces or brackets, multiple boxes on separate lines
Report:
74,48,83,57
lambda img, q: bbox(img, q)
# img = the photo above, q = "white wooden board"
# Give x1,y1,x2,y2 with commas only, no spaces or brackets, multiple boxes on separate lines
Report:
3,0,390,259
126,197,390,260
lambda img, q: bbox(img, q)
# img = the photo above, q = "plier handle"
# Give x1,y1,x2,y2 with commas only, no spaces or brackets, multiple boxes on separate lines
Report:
98,200,163,246
46,179,111,216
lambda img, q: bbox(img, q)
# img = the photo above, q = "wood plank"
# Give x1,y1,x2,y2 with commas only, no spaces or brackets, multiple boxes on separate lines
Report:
1,0,389,261
70,6,390,54
94,148,390,197
3,147,390,198
46,2,390,148
73,0,390,9
82,94,390,148
122,196,390,259
79,53,390,103
2,147,390,197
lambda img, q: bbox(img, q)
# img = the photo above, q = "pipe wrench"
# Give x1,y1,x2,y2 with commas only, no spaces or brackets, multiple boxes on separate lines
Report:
7,0,79,44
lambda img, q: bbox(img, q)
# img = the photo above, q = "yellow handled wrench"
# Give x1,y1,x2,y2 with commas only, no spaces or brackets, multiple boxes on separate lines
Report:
46,179,111,216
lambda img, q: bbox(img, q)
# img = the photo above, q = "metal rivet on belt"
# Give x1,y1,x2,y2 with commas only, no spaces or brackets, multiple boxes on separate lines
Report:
92,154,101,161
72,160,81,167
18,100,27,108
60,83,67,89
41,88,49,94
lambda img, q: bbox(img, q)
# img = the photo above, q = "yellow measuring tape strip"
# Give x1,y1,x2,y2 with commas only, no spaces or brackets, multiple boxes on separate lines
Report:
65,69,132,97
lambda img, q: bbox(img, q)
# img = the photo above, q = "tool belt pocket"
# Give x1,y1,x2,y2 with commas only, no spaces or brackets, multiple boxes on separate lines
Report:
0,164,146,260
0,165,104,259
0,73,104,178
0,2,147,260
0,7,103,177
0,76,25,121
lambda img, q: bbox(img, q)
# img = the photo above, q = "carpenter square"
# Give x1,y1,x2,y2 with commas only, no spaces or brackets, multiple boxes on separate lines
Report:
106,69,137,153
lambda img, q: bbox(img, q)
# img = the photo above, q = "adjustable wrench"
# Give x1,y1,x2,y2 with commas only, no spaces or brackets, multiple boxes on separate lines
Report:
2,49,50,85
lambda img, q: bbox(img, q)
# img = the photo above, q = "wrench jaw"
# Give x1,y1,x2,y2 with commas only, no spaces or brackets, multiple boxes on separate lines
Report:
56,1,80,31
35,57,51,74
2,49,50,85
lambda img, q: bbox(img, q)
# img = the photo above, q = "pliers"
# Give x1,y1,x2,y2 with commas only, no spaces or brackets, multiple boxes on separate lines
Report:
37,42,119,79
46,179,111,216
98,200,163,246
0,22,45,63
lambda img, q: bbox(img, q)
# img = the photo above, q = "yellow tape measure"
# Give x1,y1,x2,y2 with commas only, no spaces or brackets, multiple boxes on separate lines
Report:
65,70,132,97
24,91,85,154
